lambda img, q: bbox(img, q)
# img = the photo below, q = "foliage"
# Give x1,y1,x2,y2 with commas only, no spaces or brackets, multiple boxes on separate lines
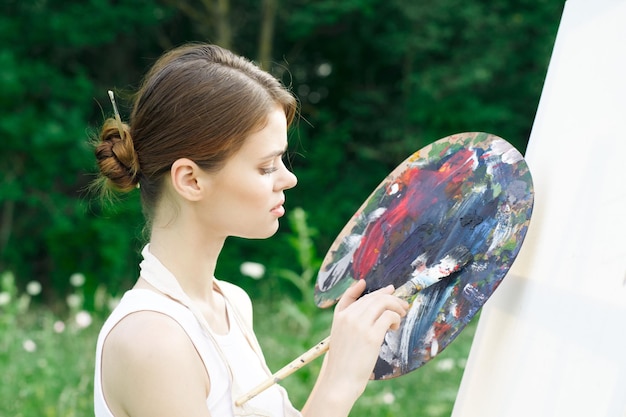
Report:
0,270,105,416
273,0,565,249
0,3,564,411
0,0,563,309
0,0,177,300
274,207,321,308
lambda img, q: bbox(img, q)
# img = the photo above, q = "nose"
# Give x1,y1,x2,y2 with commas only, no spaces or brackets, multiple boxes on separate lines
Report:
277,166,297,191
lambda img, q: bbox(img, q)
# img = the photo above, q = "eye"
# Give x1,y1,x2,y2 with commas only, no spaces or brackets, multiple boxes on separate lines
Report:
261,166,279,175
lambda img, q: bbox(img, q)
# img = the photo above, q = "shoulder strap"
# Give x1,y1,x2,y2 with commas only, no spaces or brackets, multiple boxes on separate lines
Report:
138,245,301,417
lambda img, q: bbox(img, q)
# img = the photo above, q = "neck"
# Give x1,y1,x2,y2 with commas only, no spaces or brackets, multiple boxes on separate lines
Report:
147,225,226,304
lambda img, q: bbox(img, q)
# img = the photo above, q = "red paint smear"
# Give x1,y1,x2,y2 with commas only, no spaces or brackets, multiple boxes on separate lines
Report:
432,320,453,340
352,148,476,280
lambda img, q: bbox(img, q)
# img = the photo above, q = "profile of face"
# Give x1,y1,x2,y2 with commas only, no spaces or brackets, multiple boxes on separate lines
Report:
193,107,298,240
95,44,299,241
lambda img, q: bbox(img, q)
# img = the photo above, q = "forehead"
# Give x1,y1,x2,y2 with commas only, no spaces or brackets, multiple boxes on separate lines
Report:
237,108,288,158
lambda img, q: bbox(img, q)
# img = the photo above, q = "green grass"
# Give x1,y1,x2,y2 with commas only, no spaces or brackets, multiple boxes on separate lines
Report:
0,271,101,416
0,270,477,416
255,301,478,417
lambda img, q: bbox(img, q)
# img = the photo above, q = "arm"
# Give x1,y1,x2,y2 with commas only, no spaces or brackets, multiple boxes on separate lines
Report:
101,311,213,417
301,280,409,417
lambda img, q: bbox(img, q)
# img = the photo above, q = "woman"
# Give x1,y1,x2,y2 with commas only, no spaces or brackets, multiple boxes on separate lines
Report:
93,43,409,417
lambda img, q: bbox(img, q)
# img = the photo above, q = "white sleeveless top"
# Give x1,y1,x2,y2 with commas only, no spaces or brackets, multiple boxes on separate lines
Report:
94,245,301,417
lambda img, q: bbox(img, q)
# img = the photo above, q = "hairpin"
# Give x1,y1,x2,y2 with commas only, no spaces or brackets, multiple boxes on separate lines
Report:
107,90,126,140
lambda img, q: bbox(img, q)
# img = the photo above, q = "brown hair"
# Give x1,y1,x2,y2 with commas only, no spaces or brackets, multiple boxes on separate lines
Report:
94,43,298,222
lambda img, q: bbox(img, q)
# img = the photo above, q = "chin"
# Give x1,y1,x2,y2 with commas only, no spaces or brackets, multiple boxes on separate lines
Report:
237,222,280,240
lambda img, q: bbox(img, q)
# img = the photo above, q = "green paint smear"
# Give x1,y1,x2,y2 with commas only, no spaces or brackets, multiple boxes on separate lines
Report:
492,182,502,198
315,275,355,307
474,132,490,144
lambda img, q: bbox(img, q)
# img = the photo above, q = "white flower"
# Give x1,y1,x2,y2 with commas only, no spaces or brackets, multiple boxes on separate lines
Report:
107,296,121,311
65,294,83,308
382,391,395,404
23,339,37,352
66,294,82,309
75,311,92,329
240,262,266,279
69,273,85,287
26,281,42,296
53,320,65,333
0,292,10,306
435,358,455,372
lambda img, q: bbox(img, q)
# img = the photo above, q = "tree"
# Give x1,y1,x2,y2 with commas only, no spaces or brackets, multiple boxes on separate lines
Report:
270,0,563,248
0,0,563,301
0,0,175,299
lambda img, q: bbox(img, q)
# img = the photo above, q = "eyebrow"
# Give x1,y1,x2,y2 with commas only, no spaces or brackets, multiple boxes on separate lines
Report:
260,146,288,160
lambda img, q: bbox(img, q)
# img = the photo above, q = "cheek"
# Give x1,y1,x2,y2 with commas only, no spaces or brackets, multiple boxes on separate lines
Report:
230,178,272,208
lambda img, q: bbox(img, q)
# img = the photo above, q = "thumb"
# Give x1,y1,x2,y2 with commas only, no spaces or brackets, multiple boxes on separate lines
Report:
335,279,367,312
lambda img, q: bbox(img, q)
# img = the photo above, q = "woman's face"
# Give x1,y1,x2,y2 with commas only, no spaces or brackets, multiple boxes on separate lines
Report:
200,107,298,239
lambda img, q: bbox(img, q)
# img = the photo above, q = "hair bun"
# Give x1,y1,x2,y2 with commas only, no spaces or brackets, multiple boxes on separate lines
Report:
95,118,140,192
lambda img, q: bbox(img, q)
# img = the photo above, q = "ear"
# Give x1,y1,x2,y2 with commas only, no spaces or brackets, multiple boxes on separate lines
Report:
170,158,208,202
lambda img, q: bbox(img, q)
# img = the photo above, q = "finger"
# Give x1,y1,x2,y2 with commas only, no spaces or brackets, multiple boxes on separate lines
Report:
352,289,410,318
337,282,396,312
375,310,403,334
335,279,367,312
357,296,409,326
367,284,395,295
331,298,407,342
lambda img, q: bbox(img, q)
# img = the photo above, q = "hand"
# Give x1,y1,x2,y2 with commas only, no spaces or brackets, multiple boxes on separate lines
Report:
325,280,410,399
301,281,409,417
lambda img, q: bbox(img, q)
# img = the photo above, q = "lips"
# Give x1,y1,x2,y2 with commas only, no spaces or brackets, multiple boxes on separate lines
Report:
270,199,285,217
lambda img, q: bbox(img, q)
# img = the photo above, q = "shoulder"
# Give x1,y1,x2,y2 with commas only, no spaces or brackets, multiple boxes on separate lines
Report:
102,311,211,416
104,309,194,353
216,280,253,328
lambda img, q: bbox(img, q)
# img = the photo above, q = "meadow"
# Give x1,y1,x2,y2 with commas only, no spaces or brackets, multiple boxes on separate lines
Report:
0,265,477,417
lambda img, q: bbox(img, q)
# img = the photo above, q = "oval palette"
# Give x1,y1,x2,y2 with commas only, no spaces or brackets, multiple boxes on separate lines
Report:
314,132,534,379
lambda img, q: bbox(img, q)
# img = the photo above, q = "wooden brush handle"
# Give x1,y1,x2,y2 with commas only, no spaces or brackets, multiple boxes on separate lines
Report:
235,336,330,406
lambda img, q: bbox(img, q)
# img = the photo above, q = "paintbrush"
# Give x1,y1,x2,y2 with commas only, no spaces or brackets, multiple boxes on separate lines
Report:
235,246,472,406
